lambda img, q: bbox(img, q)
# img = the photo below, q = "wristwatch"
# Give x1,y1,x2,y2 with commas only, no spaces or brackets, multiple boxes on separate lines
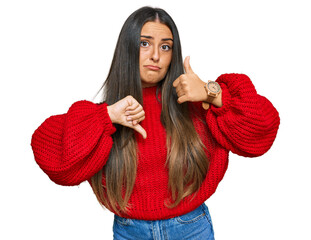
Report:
202,80,221,110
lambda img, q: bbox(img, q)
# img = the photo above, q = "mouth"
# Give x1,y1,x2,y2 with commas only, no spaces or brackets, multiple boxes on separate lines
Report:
144,65,161,71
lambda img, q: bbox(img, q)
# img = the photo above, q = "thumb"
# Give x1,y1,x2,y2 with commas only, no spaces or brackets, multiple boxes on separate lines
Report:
132,124,147,139
184,56,194,74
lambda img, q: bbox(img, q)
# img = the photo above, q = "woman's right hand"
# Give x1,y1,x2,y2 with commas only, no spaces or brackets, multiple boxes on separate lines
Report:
107,96,147,139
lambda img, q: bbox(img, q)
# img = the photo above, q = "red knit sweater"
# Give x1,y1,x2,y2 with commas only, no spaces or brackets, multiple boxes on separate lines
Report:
31,74,280,220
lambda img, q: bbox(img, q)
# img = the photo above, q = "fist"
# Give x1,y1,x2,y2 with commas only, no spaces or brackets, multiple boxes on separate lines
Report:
107,96,147,139
173,56,207,104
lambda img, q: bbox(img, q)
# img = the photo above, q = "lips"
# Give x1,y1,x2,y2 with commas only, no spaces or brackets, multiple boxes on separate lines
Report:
144,65,161,71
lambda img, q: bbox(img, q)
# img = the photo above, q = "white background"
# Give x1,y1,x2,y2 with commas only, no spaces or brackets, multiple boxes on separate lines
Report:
1,0,310,239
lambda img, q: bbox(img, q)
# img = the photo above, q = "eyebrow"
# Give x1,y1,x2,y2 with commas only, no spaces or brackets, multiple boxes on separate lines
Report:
141,35,174,42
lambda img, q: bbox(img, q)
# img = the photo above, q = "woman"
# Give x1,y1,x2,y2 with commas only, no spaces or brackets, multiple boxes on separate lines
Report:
31,6,280,240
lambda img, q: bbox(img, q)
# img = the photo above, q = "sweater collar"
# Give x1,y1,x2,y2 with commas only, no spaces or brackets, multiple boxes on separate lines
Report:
142,85,161,102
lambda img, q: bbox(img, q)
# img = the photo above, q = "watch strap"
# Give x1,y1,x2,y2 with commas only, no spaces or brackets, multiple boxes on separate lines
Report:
202,102,210,110
204,83,216,103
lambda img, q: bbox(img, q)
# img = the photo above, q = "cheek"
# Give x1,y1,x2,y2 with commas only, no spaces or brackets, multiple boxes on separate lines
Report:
139,51,148,68
162,55,172,71
139,54,145,75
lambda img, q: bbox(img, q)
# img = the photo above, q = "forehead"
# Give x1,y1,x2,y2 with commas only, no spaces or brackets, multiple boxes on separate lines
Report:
141,21,173,38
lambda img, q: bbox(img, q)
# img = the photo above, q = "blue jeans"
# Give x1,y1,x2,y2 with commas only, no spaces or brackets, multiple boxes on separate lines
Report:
113,203,215,240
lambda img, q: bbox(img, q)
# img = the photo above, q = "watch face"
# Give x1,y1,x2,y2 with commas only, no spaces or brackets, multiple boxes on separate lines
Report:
207,81,221,93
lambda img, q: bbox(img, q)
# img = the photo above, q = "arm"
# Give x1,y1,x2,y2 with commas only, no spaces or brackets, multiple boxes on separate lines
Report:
31,96,147,186
206,73,280,157
173,57,280,157
31,101,116,186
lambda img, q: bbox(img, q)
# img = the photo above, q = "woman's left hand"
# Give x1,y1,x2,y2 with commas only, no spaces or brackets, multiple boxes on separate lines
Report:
173,56,207,104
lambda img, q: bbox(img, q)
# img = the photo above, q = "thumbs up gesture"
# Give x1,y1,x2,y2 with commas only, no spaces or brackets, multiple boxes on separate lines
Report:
173,56,207,104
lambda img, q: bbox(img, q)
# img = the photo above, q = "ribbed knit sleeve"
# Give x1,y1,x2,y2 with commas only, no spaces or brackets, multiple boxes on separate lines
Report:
31,101,116,186
205,74,280,157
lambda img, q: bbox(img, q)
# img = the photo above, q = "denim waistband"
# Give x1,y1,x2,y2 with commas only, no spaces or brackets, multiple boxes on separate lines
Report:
113,203,214,240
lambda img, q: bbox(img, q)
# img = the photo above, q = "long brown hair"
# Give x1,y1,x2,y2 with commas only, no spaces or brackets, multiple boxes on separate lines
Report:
91,6,208,214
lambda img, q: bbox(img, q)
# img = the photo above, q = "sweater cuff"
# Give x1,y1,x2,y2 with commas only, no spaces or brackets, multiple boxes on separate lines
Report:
96,103,116,136
209,81,231,116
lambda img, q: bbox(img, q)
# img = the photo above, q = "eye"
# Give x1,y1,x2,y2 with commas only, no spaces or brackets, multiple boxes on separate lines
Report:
140,41,149,47
161,44,171,51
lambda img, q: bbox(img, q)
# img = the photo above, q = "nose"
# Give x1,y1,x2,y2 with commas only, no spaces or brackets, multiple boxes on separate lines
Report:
151,47,159,62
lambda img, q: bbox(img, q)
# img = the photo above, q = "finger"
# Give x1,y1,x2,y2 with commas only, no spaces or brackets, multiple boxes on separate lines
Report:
132,115,146,125
126,101,139,111
175,84,183,95
126,110,145,122
172,78,180,88
176,82,189,98
176,89,185,98
125,105,143,115
125,95,136,107
177,95,188,104
132,124,147,139
139,115,145,122
184,56,194,74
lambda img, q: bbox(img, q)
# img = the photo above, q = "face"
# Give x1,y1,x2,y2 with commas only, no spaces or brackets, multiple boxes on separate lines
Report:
139,21,173,88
